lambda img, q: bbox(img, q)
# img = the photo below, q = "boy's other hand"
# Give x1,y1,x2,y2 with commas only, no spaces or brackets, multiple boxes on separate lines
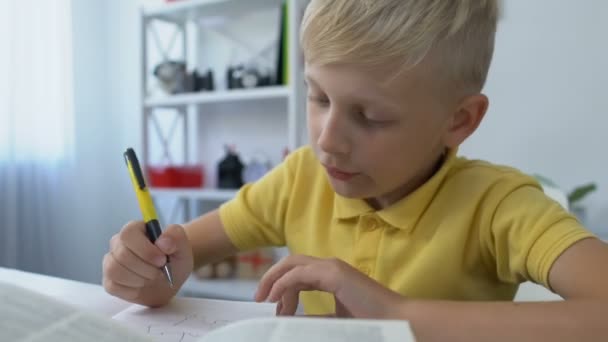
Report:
255,255,405,318
102,221,194,307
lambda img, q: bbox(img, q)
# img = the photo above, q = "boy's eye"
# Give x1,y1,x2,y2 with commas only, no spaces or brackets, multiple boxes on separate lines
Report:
357,112,392,128
307,96,330,106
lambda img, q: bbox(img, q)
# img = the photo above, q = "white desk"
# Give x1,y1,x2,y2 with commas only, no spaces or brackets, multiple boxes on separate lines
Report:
0,266,560,318
515,281,562,301
0,267,131,316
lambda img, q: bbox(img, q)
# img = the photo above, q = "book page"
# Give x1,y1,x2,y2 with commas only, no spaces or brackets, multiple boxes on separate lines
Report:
112,297,276,342
0,282,151,342
202,317,416,342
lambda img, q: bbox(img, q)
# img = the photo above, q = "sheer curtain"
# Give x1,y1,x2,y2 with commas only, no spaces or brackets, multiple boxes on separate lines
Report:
0,0,74,273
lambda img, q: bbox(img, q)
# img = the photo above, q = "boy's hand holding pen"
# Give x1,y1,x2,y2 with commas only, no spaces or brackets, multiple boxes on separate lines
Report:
101,148,193,307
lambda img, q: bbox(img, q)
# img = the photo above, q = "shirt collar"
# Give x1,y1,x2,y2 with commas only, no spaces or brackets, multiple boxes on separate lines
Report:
333,148,458,230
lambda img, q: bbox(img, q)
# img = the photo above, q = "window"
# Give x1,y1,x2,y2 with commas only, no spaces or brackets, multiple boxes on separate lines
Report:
0,0,74,163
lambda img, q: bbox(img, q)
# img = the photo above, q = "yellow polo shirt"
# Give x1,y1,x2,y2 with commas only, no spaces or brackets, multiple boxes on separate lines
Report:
219,146,594,315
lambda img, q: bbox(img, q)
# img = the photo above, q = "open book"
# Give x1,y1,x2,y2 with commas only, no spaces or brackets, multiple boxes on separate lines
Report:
1,281,416,342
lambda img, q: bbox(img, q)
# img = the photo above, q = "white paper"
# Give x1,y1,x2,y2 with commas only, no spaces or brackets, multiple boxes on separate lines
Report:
0,280,414,342
0,282,151,342
202,317,416,342
112,297,276,342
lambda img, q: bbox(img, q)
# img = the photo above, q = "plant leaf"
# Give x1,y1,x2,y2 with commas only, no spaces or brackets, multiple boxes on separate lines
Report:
568,183,598,204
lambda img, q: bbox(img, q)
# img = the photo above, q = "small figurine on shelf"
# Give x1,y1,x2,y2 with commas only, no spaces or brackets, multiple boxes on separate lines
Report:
243,155,272,184
153,60,188,94
217,145,244,189
237,249,275,279
193,249,275,280
193,256,238,279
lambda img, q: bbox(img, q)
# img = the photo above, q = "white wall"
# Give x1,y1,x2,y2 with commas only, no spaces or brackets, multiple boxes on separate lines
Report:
460,0,608,236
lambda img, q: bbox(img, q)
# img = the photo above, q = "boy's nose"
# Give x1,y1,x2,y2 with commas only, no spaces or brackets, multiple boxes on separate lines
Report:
317,113,351,156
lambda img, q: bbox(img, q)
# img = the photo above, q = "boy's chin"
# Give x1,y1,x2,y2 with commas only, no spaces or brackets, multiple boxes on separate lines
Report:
329,181,373,199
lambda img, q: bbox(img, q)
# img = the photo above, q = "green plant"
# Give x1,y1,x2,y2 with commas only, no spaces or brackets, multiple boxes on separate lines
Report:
533,174,598,208
567,183,598,208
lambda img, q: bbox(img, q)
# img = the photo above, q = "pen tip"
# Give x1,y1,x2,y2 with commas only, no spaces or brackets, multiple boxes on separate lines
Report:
163,264,174,289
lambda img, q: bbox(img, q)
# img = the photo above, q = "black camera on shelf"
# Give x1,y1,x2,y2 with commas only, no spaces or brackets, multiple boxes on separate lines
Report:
191,69,215,92
227,65,274,90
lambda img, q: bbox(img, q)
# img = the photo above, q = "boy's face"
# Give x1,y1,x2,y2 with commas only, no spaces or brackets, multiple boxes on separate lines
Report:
306,62,456,208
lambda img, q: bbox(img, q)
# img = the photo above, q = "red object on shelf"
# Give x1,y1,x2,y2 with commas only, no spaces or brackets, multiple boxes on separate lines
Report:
147,165,205,188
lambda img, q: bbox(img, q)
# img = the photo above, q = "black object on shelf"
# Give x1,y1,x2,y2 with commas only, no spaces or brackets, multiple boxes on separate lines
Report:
217,146,244,189
193,69,215,92
205,69,215,91
276,0,287,86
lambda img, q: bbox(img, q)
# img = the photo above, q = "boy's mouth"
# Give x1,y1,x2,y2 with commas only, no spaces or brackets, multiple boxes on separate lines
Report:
324,165,359,181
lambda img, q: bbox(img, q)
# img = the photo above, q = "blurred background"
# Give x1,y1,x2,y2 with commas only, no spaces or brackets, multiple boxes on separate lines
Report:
0,0,606,301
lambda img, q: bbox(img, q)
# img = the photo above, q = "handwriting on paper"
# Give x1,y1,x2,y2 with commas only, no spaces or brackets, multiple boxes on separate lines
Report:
112,297,276,342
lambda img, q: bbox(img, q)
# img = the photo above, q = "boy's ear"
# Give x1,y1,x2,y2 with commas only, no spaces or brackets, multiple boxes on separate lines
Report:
443,94,488,148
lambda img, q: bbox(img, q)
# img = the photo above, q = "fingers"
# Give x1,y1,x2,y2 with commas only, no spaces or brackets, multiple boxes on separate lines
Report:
277,290,300,316
275,299,283,316
268,258,345,302
102,278,139,301
257,255,343,306
103,221,187,302
102,252,152,300
255,255,318,302
103,222,160,300
103,253,149,288
116,221,167,267
103,220,194,306
109,241,161,281
267,264,325,303
335,298,354,318
256,256,391,318
155,224,190,260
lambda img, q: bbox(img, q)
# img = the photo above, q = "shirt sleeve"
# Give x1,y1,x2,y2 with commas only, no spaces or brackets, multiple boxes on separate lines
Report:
482,181,596,290
218,152,298,251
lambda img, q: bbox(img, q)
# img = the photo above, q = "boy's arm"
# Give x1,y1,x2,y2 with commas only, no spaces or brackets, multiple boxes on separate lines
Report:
183,209,239,270
401,237,608,341
256,238,608,341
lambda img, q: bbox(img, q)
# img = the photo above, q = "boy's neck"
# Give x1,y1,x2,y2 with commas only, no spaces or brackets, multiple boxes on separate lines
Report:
365,150,448,210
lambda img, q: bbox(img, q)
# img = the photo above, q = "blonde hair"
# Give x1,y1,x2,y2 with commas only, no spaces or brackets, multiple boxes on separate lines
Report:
300,0,500,93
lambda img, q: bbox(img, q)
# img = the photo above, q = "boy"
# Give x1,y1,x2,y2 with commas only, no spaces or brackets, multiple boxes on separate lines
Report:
103,0,608,340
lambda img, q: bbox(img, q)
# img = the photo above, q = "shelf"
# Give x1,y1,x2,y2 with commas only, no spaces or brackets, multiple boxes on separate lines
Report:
179,276,259,301
150,188,237,201
144,86,291,108
143,0,284,23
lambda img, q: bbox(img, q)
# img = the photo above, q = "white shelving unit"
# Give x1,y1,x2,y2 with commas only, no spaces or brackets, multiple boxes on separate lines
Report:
144,85,290,108
143,0,285,23
140,0,309,300
150,188,237,202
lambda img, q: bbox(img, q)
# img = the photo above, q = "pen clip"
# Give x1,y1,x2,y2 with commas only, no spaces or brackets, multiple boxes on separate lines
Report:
124,148,147,190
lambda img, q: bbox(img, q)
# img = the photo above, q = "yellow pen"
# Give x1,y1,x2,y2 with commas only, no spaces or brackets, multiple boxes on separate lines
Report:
123,148,174,288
